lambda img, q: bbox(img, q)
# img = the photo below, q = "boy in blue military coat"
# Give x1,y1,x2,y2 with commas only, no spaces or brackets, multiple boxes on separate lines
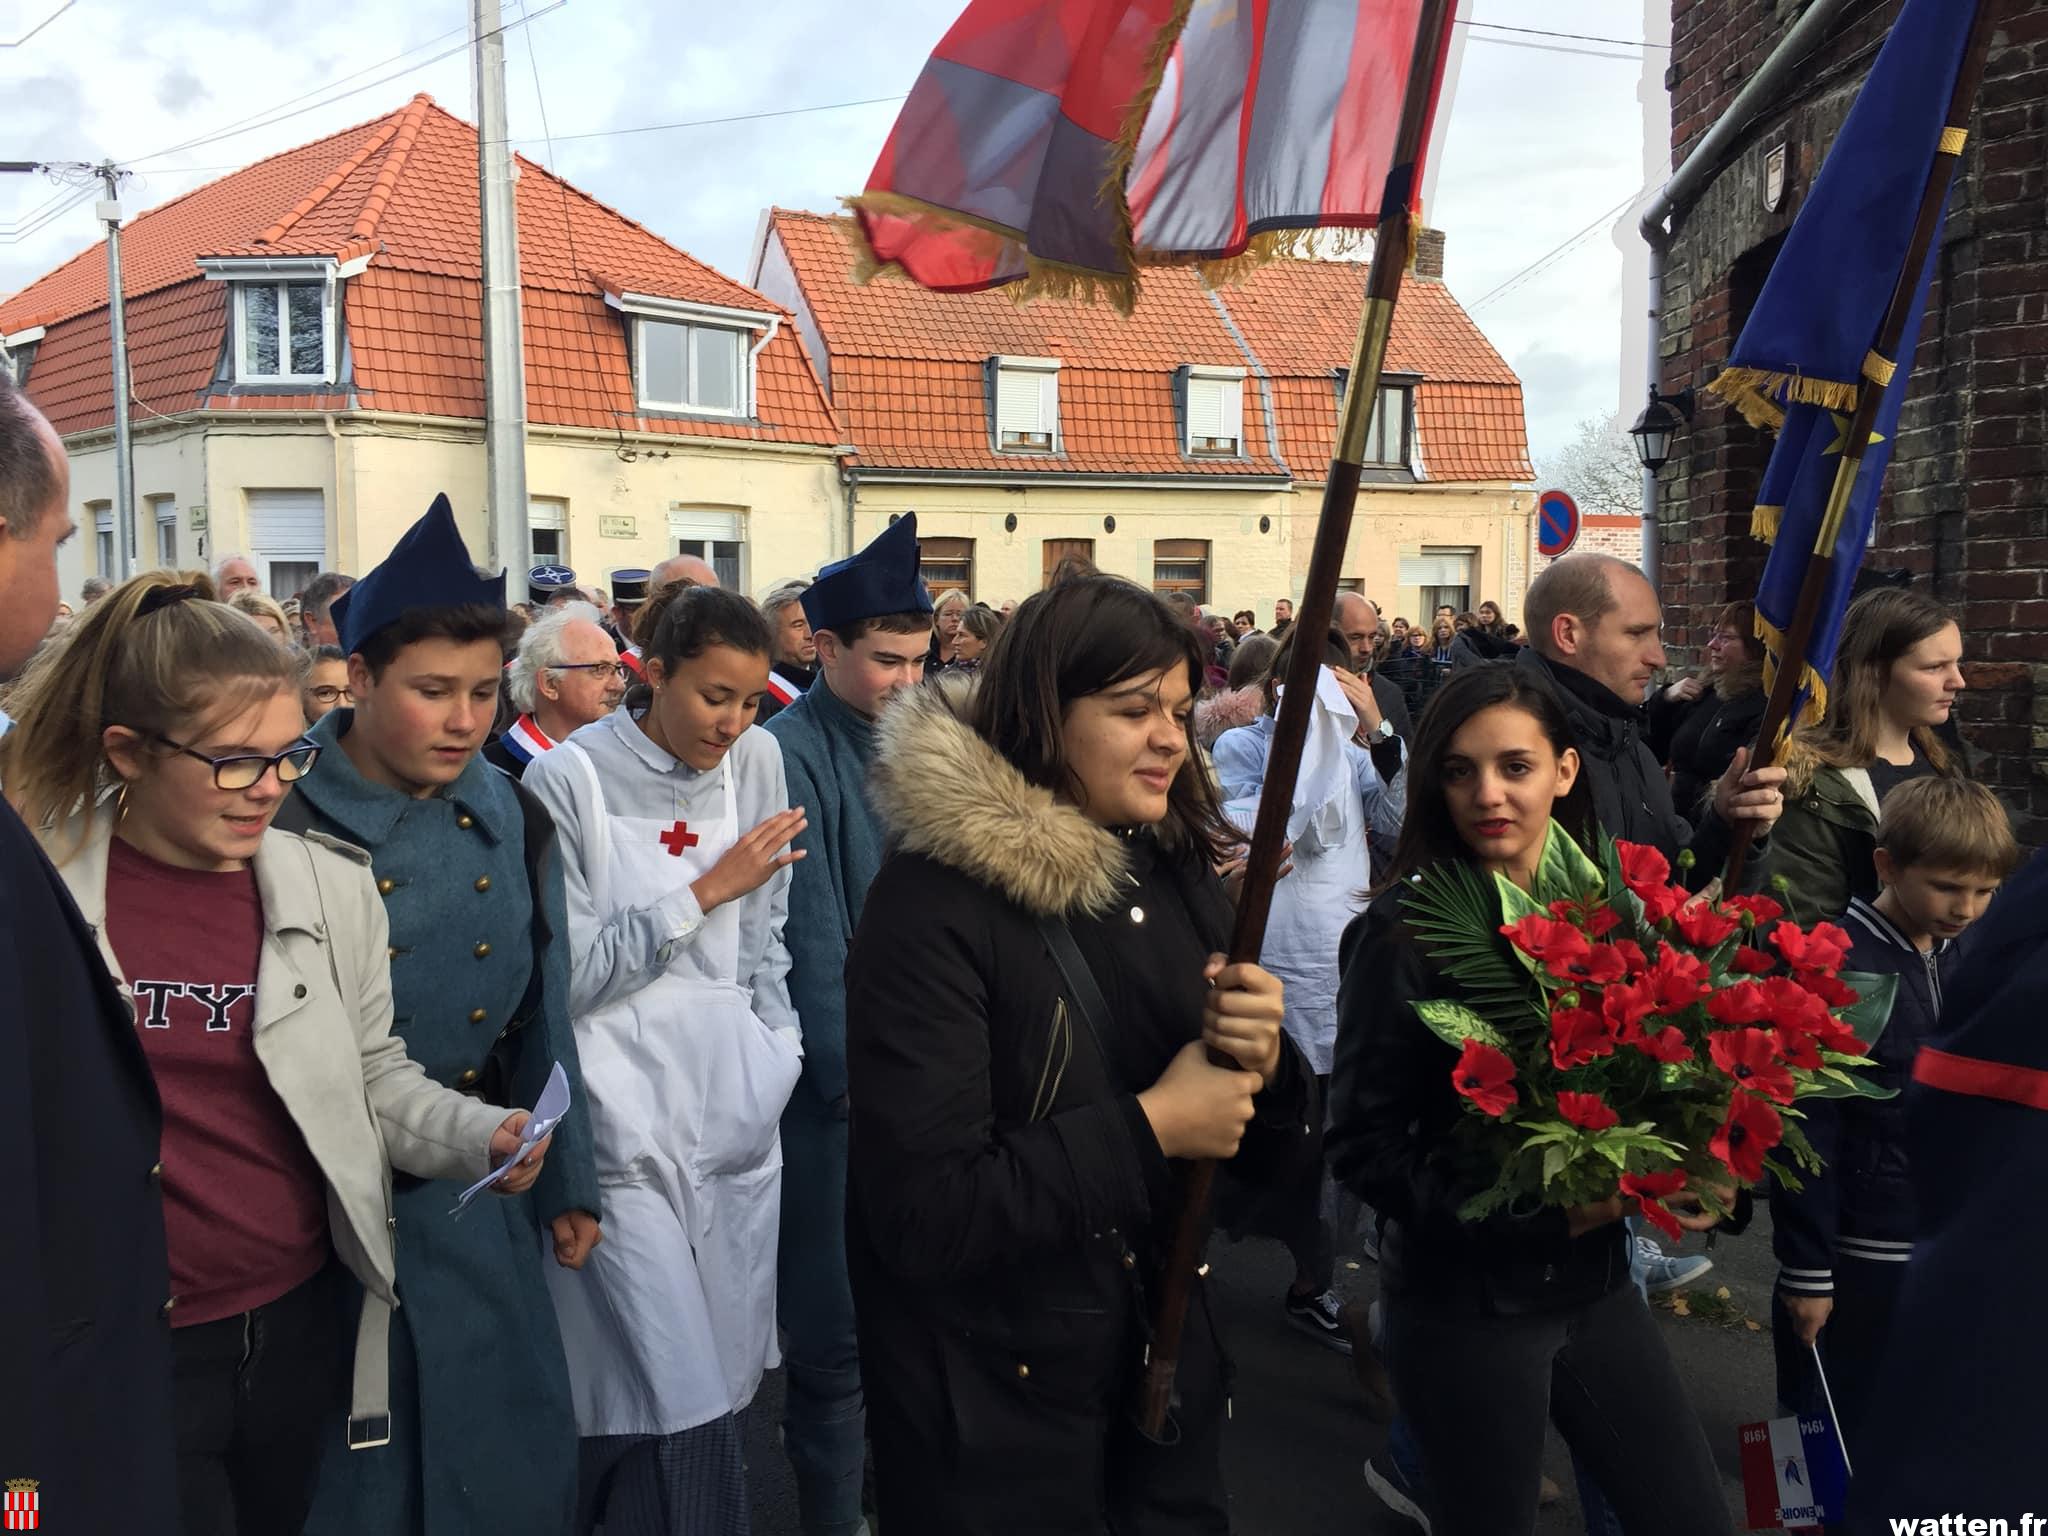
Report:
280,496,603,1536
766,515,931,1536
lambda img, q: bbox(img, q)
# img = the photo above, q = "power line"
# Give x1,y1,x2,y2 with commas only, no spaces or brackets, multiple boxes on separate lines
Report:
0,1,74,47
124,3,565,168
1467,185,1656,311
1463,36,1642,62
1457,18,1668,50
496,92,910,149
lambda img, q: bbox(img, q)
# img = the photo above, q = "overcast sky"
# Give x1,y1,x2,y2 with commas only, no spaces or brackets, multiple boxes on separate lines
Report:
0,0,1665,464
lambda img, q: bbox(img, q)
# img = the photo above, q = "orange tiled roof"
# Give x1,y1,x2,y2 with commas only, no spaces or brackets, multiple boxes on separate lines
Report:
767,208,1530,484
0,96,840,447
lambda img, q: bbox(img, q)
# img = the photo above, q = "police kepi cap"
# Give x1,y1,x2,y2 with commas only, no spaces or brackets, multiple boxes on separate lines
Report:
331,493,505,656
609,568,652,604
801,513,933,634
527,563,579,606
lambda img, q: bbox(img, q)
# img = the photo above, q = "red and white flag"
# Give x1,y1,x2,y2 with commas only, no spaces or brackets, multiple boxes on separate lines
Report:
852,0,1456,303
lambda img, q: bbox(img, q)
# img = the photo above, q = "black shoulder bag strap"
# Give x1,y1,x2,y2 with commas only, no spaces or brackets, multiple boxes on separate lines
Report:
1036,914,1113,1064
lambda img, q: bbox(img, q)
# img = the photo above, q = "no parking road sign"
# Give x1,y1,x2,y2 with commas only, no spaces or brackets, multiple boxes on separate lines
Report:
1537,489,1581,558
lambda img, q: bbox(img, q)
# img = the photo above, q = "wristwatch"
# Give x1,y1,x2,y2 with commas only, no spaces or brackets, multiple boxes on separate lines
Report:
1362,718,1396,745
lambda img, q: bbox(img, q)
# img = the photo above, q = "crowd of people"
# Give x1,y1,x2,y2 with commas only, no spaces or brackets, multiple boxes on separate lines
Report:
1,356,2039,1536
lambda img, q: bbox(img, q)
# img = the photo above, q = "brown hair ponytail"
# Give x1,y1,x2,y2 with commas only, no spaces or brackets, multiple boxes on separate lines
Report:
1,570,295,852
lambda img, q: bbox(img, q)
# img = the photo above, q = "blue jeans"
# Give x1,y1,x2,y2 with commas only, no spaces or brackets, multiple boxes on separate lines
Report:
778,1105,867,1536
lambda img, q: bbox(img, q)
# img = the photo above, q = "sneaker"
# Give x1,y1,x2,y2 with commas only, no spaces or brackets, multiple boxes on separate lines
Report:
1363,1450,1431,1532
1283,1287,1355,1355
1635,1235,1713,1294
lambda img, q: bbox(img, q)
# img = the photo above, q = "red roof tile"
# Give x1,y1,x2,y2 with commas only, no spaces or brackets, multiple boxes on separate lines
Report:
1,96,839,447
768,208,1530,484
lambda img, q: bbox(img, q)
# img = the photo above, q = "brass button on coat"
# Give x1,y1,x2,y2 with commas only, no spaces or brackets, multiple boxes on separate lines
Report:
474,876,492,893
377,878,396,895
457,814,475,829
459,1068,479,1086
1015,1363,1030,1380
149,1162,163,1181
474,942,492,959
468,1007,489,1023
160,1297,177,1320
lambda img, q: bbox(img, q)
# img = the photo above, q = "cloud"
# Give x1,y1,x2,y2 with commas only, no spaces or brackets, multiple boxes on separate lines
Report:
2,0,1657,469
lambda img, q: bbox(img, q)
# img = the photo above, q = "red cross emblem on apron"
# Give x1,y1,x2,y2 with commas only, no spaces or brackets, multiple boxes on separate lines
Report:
659,821,701,857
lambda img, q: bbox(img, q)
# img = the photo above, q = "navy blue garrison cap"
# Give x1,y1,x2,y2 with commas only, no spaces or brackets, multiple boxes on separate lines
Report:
332,493,505,656
801,513,933,634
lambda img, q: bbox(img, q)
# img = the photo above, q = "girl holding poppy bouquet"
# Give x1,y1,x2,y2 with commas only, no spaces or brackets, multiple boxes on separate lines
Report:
1332,666,1763,1536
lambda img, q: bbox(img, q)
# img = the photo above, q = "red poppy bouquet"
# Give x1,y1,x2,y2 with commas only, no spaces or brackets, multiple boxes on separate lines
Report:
1407,825,1897,1237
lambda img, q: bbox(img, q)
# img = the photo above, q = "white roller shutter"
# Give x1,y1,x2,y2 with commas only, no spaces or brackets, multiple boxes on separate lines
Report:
1398,548,1474,587
246,490,326,599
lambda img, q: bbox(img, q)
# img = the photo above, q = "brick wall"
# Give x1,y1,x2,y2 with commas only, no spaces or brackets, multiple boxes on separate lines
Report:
1658,0,2048,839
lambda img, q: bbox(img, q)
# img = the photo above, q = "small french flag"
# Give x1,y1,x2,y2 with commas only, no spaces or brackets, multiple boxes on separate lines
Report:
1739,1413,1849,1528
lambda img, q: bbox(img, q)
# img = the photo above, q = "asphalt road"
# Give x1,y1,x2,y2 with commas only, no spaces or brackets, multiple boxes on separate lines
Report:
741,1207,1784,1534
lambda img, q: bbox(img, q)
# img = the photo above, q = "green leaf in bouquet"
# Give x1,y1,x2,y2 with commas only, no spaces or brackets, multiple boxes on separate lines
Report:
1455,1167,1519,1222
1411,998,1508,1049
1801,1066,1900,1102
1541,1141,1570,1188
1776,1117,1823,1176
1836,970,1899,1049
1405,859,1540,1018
1531,819,1606,908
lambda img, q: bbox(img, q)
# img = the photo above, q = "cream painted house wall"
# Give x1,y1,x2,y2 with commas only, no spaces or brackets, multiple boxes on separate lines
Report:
1288,479,1535,628
848,476,1296,616
56,415,843,604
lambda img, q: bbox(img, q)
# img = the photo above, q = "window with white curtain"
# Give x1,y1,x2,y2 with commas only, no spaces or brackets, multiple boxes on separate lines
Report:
637,320,746,414
150,495,178,567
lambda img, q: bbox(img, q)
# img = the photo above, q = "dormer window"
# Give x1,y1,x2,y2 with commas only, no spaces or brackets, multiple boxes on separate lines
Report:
1181,365,1245,457
238,281,330,382
608,292,772,419
638,319,745,414
1334,368,1419,468
992,356,1060,454
0,326,42,386
200,256,356,386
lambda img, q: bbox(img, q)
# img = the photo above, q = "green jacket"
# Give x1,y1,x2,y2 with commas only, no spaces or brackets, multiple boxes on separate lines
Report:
1772,764,1879,924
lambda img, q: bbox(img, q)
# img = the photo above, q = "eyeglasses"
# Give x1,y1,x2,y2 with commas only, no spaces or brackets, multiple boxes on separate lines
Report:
549,662,628,681
307,685,355,705
156,733,321,790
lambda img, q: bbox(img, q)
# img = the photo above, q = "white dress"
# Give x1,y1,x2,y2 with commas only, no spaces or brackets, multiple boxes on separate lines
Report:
523,708,804,1436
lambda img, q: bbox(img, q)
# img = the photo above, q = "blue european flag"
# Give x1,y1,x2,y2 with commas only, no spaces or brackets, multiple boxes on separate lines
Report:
1707,0,1980,731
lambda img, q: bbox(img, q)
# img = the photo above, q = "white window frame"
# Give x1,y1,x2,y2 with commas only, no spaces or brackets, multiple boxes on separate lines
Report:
91,502,113,577
668,508,748,592
528,497,569,570
150,495,178,567
608,292,774,418
1181,365,1246,458
199,255,365,387
991,356,1060,454
1,325,44,386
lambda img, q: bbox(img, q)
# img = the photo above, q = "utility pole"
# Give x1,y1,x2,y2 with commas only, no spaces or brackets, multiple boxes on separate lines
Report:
473,0,529,577
97,161,136,581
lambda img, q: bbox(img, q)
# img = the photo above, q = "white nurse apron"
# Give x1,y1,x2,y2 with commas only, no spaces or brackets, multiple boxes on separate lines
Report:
543,737,803,1436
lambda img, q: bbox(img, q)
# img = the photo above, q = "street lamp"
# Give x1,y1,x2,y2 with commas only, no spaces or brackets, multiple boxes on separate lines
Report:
1628,385,1695,473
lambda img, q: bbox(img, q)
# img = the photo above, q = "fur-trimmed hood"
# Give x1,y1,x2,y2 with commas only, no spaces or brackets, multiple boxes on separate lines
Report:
870,684,1127,919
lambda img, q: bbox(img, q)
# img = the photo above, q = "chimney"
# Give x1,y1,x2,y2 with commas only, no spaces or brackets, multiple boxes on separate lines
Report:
1413,226,1446,281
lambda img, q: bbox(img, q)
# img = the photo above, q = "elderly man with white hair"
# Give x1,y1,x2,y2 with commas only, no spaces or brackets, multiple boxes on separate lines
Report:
483,601,625,780
212,554,262,599
755,577,816,725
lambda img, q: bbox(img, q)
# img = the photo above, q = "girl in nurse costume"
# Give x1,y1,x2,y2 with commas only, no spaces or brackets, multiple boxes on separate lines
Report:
523,585,807,1534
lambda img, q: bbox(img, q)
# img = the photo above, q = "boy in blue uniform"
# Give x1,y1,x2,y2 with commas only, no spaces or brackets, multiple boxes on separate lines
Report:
281,496,603,1536
1773,776,2018,1469
766,516,931,1536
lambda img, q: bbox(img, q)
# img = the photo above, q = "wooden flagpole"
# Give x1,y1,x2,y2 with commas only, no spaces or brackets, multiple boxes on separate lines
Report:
1723,0,2000,891
1136,0,1458,1438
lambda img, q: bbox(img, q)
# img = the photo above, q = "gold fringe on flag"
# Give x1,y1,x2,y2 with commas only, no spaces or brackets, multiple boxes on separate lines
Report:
1101,0,1197,283
1706,366,1860,432
1757,611,1830,744
839,191,1142,314
1751,503,1783,542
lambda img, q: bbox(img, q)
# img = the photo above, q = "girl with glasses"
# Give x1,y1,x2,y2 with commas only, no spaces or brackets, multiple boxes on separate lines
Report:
0,571,554,1536
301,644,355,725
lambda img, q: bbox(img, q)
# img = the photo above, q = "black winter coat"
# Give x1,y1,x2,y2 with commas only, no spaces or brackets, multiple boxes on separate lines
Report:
845,689,1313,1536
1647,683,1767,822
1847,851,2048,1527
1328,884,1631,1315
1771,896,1949,1297
0,799,176,1526
1516,647,1765,891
